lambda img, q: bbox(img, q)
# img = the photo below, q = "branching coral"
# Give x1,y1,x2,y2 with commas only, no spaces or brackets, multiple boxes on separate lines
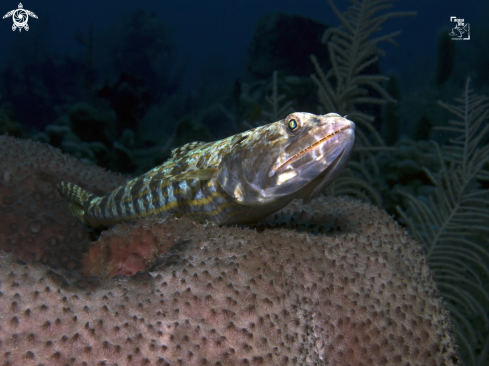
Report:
240,71,295,130
261,71,295,123
398,78,489,366
310,0,416,206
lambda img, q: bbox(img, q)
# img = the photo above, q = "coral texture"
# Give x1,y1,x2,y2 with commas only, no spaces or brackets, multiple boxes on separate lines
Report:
82,221,177,278
0,135,458,364
1,210,458,364
0,135,127,270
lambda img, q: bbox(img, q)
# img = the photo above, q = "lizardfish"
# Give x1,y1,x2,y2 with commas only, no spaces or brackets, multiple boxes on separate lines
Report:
58,112,355,226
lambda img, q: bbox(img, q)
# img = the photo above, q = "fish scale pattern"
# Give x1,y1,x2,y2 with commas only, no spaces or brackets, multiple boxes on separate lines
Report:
0,194,458,365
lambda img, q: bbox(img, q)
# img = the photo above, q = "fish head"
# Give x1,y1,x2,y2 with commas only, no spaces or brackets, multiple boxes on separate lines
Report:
217,112,355,206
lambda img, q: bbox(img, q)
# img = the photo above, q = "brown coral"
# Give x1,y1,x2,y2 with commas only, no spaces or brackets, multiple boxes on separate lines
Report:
0,135,127,270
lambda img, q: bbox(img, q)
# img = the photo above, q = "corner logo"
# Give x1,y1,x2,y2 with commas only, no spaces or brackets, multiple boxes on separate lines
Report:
448,17,470,40
2,3,38,32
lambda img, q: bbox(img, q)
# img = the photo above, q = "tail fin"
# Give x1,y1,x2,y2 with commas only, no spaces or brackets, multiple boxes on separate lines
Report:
57,181,96,226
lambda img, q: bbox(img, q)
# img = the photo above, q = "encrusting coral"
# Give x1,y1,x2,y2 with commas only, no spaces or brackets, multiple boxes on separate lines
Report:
0,135,459,365
82,220,177,278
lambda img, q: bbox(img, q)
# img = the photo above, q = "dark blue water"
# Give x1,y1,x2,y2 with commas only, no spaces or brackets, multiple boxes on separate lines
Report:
0,0,482,92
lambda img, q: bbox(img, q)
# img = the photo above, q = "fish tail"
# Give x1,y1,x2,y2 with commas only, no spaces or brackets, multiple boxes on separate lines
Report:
57,181,96,225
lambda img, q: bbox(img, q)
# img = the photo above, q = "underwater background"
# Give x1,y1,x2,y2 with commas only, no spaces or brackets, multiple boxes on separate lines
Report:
0,0,488,365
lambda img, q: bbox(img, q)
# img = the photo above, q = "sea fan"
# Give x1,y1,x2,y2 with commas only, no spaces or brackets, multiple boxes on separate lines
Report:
311,0,415,205
398,78,489,366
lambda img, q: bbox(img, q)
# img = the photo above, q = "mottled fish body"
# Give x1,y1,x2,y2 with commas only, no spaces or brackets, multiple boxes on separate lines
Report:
58,112,355,226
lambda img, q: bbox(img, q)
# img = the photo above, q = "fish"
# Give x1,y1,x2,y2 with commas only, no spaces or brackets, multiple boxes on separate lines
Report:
57,112,355,227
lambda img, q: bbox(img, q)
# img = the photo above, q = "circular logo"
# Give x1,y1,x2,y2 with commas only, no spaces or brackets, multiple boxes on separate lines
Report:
12,9,28,28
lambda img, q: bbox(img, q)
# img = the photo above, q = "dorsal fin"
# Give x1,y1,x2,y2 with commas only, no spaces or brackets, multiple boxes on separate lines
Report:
167,168,218,182
170,141,209,160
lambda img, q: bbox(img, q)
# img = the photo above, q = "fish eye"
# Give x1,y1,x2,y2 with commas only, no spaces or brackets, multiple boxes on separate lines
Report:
287,118,298,132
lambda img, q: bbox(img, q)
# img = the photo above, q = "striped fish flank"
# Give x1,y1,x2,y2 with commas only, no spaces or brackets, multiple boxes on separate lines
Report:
58,112,355,226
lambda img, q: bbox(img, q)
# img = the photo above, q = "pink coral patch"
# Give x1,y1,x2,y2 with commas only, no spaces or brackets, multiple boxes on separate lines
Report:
83,221,176,278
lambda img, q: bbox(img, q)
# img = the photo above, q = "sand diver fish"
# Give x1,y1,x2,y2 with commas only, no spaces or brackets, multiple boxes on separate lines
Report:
58,112,355,227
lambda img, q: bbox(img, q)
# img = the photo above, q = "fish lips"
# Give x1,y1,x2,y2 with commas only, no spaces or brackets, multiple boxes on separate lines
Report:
216,114,355,206
268,119,355,194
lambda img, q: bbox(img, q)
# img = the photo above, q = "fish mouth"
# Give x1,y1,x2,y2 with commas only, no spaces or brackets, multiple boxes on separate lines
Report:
274,124,353,173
